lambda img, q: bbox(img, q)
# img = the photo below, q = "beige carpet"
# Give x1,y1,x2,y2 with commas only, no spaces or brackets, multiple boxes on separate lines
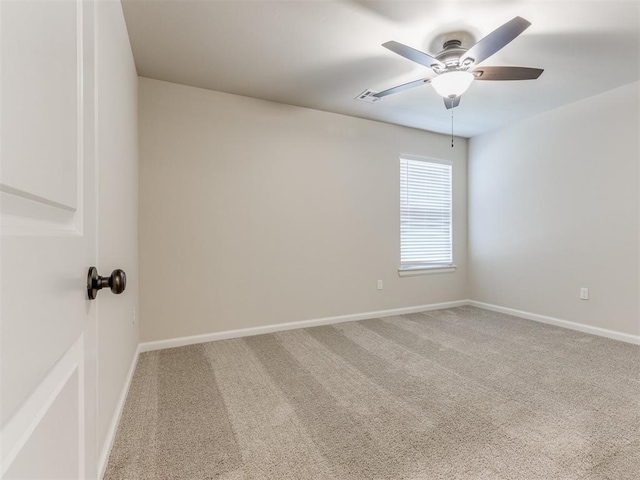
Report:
104,306,640,479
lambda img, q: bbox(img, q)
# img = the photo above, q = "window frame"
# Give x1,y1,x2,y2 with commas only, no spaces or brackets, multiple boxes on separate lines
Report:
398,154,456,277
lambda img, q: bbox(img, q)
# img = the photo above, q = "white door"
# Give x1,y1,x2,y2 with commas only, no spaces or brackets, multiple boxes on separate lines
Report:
1,0,99,478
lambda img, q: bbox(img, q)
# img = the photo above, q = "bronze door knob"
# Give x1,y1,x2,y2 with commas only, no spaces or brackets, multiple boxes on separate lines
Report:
87,267,127,300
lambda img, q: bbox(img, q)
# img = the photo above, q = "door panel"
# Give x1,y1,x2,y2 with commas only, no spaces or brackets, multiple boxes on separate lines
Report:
5,372,80,479
2,339,84,479
1,0,97,478
1,0,79,208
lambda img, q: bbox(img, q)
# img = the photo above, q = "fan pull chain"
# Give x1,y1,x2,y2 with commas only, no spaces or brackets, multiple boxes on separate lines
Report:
451,102,454,148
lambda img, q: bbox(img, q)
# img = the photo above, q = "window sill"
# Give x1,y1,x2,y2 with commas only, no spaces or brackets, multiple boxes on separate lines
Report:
398,265,457,277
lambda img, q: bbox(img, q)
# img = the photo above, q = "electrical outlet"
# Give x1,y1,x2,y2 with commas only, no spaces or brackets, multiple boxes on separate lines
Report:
580,288,589,300
377,280,383,290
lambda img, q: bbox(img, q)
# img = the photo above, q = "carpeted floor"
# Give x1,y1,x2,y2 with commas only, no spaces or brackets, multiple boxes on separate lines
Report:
104,306,640,479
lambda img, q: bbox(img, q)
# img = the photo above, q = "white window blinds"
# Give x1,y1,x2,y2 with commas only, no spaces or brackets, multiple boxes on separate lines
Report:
400,156,453,268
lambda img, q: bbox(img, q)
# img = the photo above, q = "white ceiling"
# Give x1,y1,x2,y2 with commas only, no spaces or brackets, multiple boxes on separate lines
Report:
122,0,640,138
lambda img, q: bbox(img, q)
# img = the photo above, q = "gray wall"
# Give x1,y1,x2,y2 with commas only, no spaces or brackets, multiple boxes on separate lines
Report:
138,78,468,342
469,82,640,336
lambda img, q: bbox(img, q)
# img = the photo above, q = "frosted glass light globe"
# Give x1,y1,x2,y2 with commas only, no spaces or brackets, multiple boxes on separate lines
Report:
431,71,475,98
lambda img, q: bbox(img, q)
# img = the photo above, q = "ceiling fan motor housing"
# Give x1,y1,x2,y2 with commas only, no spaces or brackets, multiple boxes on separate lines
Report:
435,39,468,70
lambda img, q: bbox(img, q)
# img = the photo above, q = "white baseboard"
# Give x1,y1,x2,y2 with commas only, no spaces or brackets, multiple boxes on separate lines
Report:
138,300,469,353
98,344,140,480
138,299,640,352
468,300,640,345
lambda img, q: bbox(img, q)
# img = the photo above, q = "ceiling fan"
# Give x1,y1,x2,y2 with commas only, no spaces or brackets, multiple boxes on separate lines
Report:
373,16,544,109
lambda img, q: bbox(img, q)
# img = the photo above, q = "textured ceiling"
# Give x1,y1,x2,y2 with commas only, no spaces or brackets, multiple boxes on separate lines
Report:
122,0,640,137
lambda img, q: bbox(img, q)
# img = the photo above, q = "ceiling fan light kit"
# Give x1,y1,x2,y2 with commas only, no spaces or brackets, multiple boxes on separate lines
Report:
370,16,544,111
430,71,475,98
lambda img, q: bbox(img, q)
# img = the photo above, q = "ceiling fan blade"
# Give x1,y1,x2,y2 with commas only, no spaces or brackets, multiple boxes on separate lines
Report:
383,41,445,70
460,17,531,67
473,66,543,81
444,96,461,109
373,78,429,98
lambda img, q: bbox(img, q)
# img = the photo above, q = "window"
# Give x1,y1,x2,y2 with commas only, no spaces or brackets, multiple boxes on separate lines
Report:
399,156,454,275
